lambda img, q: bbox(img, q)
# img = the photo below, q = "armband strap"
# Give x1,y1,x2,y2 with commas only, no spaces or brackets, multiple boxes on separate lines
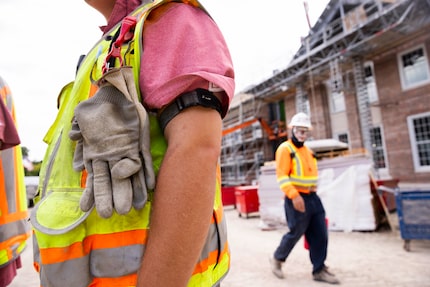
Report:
158,89,223,132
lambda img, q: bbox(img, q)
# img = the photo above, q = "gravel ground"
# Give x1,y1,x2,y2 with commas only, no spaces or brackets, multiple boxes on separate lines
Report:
10,207,430,287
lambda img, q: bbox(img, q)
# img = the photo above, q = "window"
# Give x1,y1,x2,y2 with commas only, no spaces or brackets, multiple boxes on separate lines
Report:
364,61,378,103
398,45,430,90
337,133,349,144
408,112,430,172
330,91,346,113
370,126,386,169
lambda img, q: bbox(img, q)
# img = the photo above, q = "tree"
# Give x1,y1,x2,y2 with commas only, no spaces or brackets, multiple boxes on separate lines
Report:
21,146,29,158
21,146,41,176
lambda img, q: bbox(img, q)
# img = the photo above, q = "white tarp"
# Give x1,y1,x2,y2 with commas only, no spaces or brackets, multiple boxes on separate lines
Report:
318,164,376,232
257,157,377,231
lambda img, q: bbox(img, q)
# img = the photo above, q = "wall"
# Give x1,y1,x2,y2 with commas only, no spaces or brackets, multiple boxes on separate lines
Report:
374,37,430,184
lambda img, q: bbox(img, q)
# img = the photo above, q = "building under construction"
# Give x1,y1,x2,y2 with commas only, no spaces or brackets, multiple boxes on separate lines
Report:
221,0,430,189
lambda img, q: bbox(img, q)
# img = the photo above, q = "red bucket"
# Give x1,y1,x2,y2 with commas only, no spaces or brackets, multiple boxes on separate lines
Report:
304,218,328,250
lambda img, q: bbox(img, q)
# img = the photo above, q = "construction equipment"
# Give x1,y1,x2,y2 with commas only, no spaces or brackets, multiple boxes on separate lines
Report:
222,118,287,141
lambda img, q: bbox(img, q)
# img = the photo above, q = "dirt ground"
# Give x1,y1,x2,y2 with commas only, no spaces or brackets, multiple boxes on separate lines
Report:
10,207,430,287
222,207,430,287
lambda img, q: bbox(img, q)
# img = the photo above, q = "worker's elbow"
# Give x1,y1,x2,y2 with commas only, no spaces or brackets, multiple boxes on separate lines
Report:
194,141,221,163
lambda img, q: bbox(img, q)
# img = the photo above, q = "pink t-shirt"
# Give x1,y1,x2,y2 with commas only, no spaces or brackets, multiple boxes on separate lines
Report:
139,3,235,115
103,1,235,115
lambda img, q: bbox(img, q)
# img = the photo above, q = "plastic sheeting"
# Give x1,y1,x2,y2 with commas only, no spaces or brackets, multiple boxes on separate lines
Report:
257,158,377,231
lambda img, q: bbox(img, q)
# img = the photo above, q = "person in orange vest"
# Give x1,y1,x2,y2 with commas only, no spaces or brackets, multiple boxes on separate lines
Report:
269,112,340,284
0,76,30,287
31,0,234,286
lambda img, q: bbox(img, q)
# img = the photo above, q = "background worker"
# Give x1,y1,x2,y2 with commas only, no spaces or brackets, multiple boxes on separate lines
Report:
0,76,30,287
31,0,234,286
269,112,339,284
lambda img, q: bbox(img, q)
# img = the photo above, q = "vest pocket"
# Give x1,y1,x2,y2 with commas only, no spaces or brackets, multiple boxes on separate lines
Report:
31,188,92,235
31,189,92,287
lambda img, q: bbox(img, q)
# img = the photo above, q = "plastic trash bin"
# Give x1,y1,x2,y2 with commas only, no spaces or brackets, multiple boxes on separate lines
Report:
235,186,259,218
221,186,236,208
395,190,430,251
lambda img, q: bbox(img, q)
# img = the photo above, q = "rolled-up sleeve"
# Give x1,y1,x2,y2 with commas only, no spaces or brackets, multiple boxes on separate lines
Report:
140,3,235,113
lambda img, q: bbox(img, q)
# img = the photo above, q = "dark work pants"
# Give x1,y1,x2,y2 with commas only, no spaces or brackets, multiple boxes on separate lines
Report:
273,192,328,274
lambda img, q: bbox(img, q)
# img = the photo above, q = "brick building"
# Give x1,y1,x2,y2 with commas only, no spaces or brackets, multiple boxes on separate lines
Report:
221,0,430,189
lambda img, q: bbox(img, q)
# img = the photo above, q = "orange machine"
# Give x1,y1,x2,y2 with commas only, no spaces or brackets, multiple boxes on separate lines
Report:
222,118,287,141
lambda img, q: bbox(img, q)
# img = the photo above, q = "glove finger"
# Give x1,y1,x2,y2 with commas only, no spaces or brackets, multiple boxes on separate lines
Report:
80,162,95,212
140,118,155,190
93,160,113,218
131,168,147,210
72,140,85,171
111,158,141,179
110,161,133,215
69,118,83,141
121,67,155,190
70,118,85,171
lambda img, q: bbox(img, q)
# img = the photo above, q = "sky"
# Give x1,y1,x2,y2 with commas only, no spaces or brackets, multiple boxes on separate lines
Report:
0,0,329,161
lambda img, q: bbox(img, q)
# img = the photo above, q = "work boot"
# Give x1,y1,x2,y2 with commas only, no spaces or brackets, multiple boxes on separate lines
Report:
269,256,284,279
323,265,336,276
313,268,340,284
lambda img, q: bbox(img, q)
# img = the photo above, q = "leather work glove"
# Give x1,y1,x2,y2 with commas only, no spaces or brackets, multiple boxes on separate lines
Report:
69,67,155,218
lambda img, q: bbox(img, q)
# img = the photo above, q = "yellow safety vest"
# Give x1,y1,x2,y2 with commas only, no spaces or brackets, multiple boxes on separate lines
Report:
31,1,229,286
0,79,30,267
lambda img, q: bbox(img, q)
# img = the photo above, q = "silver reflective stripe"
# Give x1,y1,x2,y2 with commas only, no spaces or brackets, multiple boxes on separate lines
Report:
1,148,17,213
90,244,144,277
200,214,227,261
0,220,29,242
217,215,228,251
285,143,302,176
32,235,41,268
41,130,63,199
40,254,91,287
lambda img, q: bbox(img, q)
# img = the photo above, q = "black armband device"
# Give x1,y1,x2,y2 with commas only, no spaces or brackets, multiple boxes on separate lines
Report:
158,89,223,132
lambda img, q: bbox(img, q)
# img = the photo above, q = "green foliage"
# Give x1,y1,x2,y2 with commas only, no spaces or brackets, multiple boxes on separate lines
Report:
25,161,41,176
21,146,29,158
21,146,41,176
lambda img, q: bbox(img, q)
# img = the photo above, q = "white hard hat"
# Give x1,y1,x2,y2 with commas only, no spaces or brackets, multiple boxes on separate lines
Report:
288,112,312,129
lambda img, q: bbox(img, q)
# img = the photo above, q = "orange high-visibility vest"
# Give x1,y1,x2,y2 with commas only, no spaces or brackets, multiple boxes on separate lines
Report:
0,77,30,268
31,1,229,286
276,140,318,199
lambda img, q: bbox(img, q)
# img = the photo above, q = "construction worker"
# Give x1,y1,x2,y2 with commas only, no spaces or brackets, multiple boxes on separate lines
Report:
30,0,234,286
0,76,30,287
269,112,340,284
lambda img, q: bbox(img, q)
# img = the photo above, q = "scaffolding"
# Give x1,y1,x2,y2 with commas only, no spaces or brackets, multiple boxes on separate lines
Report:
221,94,287,186
221,0,430,186
244,0,429,99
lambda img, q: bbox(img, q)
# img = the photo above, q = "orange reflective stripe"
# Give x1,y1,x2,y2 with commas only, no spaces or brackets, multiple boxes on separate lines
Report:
192,242,229,275
86,229,147,249
40,240,88,264
0,86,10,98
89,273,137,287
0,211,28,224
39,229,147,264
0,232,30,250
